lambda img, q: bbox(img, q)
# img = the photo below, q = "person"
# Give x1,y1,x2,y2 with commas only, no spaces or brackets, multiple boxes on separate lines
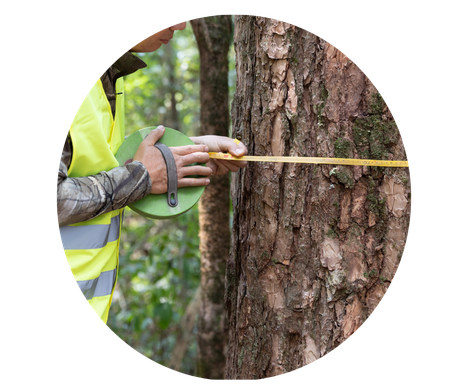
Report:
58,22,247,323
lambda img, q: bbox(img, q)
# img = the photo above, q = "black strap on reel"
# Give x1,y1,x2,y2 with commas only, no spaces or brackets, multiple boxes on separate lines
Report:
154,142,178,207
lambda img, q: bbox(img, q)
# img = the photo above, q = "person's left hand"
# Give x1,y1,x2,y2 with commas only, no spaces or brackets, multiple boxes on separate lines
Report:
190,136,248,175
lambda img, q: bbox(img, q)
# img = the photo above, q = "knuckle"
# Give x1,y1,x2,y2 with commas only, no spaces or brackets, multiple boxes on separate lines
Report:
191,145,202,154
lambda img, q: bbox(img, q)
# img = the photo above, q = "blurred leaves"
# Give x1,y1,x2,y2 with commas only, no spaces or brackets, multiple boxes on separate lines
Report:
124,23,200,136
108,206,201,374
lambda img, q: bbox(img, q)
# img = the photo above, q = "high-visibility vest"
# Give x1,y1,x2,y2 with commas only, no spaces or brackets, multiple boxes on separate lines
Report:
60,78,125,323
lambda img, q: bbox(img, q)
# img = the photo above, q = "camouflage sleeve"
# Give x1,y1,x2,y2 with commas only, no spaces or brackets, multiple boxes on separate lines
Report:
57,135,152,227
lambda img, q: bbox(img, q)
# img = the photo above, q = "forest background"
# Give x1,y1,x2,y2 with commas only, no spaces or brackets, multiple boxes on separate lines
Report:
107,21,236,375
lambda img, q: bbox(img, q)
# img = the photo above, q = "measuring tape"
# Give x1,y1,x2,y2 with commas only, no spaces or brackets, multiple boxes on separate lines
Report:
209,140,408,167
208,152,408,167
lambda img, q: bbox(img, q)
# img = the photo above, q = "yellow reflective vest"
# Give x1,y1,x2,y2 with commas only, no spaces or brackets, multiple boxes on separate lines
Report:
60,78,125,323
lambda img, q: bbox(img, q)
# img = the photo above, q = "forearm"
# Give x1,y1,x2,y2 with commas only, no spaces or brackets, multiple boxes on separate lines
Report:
57,161,151,227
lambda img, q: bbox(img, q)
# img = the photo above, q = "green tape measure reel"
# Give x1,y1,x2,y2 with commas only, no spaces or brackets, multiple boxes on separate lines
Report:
115,127,206,219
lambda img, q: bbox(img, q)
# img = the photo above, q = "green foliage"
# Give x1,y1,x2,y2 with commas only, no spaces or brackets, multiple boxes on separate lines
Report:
124,23,201,136
108,206,201,374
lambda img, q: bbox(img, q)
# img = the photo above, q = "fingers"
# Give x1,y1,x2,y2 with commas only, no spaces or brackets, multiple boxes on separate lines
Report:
189,135,248,157
175,163,212,191
140,130,210,164
176,145,213,187
189,136,248,175
142,125,165,146
174,146,212,188
178,177,210,188
228,139,248,158
138,130,248,191
215,159,240,173
171,144,209,155
170,145,210,166
179,165,213,177
187,152,210,165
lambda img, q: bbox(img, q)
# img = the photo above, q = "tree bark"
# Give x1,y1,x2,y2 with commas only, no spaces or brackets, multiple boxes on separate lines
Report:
191,16,233,379
226,16,411,379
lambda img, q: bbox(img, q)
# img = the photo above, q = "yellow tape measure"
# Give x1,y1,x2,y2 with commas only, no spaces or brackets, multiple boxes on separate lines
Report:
208,139,409,167
208,152,408,167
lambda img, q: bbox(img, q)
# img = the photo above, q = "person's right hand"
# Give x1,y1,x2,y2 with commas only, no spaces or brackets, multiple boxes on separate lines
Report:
133,125,212,194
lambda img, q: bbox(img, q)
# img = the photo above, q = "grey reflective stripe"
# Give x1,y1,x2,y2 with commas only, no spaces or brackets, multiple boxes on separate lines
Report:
77,268,117,299
60,215,120,250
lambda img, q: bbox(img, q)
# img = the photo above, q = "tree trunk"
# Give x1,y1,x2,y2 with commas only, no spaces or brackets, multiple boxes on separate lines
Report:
226,16,411,379
162,43,180,131
191,16,233,379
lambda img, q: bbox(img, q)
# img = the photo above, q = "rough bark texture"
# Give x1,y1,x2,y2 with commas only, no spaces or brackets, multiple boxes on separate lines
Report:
191,16,233,379
225,16,411,379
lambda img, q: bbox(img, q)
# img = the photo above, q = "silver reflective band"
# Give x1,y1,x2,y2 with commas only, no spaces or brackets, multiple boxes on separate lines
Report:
60,215,121,250
77,268,117,299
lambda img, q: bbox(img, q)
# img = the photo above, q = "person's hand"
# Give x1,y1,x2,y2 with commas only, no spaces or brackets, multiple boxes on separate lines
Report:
133,126,212,194
190,135,248,175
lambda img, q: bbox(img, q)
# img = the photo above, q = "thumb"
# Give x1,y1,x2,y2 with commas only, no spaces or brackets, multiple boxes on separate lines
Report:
227,139,247,157
143,125,165,145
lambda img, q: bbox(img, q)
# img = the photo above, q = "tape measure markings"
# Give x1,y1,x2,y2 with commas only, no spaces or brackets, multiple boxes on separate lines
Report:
208,152,408,168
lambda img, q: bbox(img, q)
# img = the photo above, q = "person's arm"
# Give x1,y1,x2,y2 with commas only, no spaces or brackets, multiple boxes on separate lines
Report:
58,126,212,227
57,134,152,227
